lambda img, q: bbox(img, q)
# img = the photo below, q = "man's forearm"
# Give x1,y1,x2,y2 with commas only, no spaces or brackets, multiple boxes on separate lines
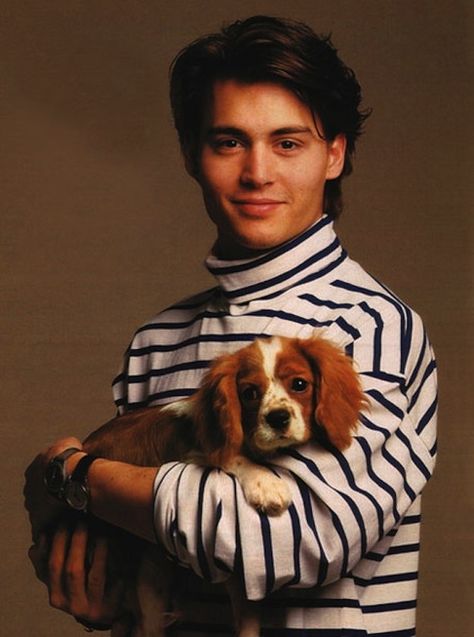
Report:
67,452,158,542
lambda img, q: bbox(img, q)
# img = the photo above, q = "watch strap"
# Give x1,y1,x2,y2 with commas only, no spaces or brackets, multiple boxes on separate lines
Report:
62,454,99,512
70,453,98,483
44,447,82,497
56,447,83,463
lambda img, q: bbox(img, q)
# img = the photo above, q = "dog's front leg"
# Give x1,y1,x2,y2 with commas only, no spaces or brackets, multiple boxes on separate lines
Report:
132,545,179,637
224,455,291,516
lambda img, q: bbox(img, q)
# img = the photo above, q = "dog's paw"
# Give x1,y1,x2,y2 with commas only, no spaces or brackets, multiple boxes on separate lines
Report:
242,471,291,516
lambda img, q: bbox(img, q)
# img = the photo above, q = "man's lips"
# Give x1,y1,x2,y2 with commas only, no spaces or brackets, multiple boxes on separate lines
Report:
231,198,285,216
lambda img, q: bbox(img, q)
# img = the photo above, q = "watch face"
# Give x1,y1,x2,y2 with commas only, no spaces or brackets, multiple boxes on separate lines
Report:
64,479,89,511
44,461,65,495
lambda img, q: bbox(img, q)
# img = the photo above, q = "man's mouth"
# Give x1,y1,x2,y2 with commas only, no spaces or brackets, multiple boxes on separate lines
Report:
231,198,284,216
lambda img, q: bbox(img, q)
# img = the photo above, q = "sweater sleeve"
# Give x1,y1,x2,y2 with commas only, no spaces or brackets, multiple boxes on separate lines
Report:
152,309,437,600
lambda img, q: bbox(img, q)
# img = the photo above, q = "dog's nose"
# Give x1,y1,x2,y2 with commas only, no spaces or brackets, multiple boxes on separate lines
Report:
265,409,291,430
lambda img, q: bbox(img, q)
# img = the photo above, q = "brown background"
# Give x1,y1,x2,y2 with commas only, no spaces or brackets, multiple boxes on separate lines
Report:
1,1,472,635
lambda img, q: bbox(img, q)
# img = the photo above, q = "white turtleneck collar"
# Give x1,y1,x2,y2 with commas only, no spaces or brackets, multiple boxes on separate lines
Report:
205,215,347,305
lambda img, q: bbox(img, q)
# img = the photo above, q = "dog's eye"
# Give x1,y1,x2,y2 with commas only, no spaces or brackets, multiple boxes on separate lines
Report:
291,377,309,392
241,386,260,402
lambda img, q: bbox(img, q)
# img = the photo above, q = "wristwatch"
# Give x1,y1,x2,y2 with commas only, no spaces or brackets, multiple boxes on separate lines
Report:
44,447,82,498
62,454,98,512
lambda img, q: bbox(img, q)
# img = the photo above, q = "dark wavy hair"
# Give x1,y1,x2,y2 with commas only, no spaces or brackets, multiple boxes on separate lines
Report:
170,15,370,218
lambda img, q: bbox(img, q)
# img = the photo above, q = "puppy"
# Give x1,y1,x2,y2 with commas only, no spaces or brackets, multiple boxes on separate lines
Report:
81,335,366,636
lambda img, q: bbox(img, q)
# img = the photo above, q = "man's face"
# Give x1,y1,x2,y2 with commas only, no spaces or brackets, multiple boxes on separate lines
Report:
193,79,346,259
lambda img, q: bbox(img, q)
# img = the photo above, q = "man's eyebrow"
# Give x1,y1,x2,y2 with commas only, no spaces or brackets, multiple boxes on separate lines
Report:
205,125,315,138
206,126,246,137
271,126,314,136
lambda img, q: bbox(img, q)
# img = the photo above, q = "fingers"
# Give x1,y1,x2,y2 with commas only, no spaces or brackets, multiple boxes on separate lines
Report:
28,533,49,583
87,535,107,605
46,519,125,626
48,523,71,611
64,520,90,615
48,519,89,615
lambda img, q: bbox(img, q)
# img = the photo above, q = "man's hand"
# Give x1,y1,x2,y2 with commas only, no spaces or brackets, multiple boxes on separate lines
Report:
47,519,125,628
23,437,83,542
24,437,127,630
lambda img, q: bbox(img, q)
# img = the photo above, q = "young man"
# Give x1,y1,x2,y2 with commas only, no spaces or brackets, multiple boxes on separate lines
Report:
26,16,437,636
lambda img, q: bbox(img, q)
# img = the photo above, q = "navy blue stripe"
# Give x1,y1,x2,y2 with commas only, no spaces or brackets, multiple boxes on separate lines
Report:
359,413,390,439
124,359,211,384
381,446,416,501
353,571,418,586
207,214,334,275
415,396,437,435
153,461,186,549
395,429,432,481
372,277,412,375
408,359,437,411
366,389,405,420
359,414,417,502
401,514,421,525
361,370,405,386
332,280,409,374
283,503,302,587
221,238,342,300
288,449,363,573
365,542,420,562
128,333,257,356
362,599,416,613
247,308,332,327
400,306,413,375
231,476,244,579
212,501,232,573
335,448,386,539
247,308,361,340
135,310,228,334
406,331,428,390
293,475,329,585
196,468,213,580
366,630,415,637
356,436,401,525
335,316,361,340
300,292,353,310
259,512,275,595
359,302,384,371
388,542,420,555
291,249,347,291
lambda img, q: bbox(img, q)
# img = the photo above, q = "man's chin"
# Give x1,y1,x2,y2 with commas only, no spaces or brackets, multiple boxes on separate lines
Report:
214,235,282,260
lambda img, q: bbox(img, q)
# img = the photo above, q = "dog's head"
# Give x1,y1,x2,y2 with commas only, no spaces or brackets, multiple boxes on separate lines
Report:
193,335,366,465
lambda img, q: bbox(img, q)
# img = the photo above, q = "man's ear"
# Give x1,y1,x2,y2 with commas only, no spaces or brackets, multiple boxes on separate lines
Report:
325,134,347,180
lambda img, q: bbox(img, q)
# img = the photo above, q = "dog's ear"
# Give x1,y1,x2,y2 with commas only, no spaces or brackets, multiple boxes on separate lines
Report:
192,352,244,466
299,337,366,450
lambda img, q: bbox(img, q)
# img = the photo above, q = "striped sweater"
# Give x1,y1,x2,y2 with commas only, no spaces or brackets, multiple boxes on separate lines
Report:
113,215,437,636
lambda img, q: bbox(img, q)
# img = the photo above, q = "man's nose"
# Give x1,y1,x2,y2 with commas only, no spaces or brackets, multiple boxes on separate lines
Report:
239,145,275,187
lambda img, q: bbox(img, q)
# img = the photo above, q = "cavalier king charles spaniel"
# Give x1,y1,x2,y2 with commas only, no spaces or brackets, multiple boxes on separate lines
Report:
79,335,365,636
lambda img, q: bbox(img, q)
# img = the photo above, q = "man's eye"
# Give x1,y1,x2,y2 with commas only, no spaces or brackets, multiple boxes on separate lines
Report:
241,386,260,401
279,140,298,150
291,378,309,392
215,139,240,150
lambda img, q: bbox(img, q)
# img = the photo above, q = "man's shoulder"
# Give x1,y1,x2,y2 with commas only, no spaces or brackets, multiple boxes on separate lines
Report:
331,256,421,322
125,286,220,351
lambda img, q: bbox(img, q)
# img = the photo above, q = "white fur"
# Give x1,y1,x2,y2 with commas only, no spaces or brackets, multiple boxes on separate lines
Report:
255,338,309,450
160,399,193,418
